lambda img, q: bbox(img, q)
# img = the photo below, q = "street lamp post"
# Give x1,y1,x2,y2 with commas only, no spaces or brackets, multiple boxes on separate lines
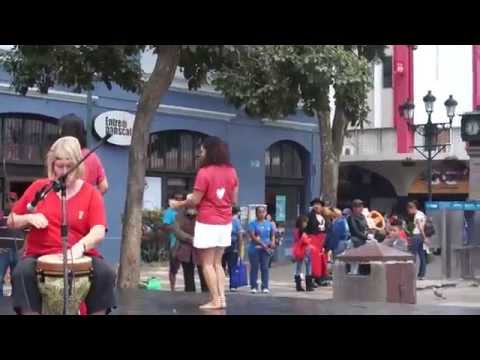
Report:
399,91,458,202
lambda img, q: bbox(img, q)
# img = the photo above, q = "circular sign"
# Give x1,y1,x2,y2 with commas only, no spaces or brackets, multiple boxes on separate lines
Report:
93,111,135,146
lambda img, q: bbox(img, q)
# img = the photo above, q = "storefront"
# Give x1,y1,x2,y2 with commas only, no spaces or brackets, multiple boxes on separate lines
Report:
0,113,60,208
0,72,322,263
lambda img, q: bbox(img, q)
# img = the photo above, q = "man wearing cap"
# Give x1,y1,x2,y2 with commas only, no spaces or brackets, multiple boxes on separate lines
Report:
347,200,371,275
347,199,370,248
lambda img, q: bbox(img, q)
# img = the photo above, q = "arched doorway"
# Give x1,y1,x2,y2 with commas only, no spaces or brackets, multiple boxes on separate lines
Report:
0,113,59,208
147,130,208,208
265,141,308,230
338,165,397,214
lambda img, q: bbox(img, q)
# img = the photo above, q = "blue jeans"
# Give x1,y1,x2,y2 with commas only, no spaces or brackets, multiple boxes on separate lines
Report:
0,249,18,296
333,240,351,257
248,247,270,290
295,248,312,276
224,250,239,289
410,235,427,278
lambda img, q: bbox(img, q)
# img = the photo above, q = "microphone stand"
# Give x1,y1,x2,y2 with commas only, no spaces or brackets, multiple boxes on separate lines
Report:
34,133,111,315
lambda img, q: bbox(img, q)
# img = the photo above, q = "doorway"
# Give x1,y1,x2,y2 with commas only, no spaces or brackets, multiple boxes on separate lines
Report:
265,185,304,230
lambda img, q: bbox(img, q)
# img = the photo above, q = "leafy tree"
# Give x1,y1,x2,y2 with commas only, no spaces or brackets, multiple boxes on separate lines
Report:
0,45,239,287
212,45,386,205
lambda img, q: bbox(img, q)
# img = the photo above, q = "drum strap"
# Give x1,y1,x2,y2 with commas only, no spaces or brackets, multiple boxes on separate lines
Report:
3,156,31,312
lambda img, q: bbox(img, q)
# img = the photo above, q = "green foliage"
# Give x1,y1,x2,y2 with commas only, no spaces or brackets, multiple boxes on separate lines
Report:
212,45,384,128
142,208,163,229
0,45,244,97
0,45,146,95
178,45,245,90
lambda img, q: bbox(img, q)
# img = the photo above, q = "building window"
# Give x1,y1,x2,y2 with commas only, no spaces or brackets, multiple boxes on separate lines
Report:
383,56,392,88
148,130,207,174
265,141,304,179
0,113,59,164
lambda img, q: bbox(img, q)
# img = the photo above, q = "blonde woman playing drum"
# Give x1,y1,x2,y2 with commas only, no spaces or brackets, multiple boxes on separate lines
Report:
7,136,115,315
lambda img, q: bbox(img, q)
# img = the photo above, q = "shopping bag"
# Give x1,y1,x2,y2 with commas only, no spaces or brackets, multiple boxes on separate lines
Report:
230,259,248,288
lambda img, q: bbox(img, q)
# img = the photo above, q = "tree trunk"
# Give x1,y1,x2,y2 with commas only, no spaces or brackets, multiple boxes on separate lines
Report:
317,110,337,207
118,46,180,289
316,104,348,208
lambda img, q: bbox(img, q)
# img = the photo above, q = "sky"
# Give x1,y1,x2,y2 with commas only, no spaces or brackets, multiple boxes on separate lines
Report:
414,45,472,127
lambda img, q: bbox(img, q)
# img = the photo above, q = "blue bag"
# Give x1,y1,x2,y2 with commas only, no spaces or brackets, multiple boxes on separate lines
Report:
230,259,248,288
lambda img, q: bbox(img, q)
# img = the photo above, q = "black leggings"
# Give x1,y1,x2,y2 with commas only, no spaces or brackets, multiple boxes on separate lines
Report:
12,256,116,315
182,262,208,292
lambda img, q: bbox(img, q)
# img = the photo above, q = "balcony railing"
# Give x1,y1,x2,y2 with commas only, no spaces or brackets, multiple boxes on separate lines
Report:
341,127,468,162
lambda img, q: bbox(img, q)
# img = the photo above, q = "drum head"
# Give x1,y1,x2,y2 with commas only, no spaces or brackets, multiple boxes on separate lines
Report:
37,254,92,276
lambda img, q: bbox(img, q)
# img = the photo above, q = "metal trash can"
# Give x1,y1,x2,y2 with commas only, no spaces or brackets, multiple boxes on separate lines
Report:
333,242,416,304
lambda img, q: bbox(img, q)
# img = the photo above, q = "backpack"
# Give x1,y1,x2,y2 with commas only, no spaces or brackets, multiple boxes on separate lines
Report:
326,218,349,251
424,218,436,237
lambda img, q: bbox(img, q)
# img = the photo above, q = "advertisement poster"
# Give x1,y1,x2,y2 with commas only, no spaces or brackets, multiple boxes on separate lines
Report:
143,177,162,210
409,160,469,194
275,195,287,222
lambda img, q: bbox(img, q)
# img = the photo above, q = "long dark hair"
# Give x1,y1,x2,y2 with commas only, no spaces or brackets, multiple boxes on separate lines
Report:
296,215,309,235
59,114,87,149
199,136,232,168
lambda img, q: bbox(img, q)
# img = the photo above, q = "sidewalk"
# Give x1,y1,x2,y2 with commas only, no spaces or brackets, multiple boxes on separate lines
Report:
140,261,480,308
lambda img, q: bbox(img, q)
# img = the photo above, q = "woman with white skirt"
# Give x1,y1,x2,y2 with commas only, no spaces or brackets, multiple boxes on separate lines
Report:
170,136,239,310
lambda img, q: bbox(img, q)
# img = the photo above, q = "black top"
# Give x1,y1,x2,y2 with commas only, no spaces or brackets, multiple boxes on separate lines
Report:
305,210,329,235
347,213,369,247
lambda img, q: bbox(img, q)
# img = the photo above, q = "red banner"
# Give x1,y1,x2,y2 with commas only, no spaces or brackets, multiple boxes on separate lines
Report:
393,45,415,153
473,45,480,109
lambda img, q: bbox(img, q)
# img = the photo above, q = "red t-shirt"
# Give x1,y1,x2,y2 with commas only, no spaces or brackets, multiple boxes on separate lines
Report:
81,149,106,187
194,165,239,225
13,179,107,257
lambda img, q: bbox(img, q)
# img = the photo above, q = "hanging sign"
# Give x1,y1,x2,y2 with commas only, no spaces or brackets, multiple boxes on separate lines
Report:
93,111,135,146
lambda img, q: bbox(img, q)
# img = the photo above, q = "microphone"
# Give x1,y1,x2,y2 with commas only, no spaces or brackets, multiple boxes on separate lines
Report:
103,133,113,141
27,184,50,212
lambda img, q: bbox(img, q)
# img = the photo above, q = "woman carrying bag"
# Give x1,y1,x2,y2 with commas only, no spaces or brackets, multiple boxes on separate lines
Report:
225,206,245,291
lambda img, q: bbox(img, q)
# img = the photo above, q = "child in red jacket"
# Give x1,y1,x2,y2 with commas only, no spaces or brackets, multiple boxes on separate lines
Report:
292,215,315,292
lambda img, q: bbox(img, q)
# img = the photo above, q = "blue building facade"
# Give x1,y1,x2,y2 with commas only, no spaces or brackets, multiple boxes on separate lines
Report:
0,71,322,264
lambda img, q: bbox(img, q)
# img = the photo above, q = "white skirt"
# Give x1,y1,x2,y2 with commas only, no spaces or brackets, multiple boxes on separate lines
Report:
194,221,232,249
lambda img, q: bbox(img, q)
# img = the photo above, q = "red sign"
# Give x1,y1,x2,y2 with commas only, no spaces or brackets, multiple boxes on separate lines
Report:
395,61,404,74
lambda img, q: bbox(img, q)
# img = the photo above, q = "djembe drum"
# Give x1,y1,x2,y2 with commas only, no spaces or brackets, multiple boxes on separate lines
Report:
36,254,92,315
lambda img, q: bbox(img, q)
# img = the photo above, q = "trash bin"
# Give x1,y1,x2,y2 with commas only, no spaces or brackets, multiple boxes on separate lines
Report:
334,242,416,304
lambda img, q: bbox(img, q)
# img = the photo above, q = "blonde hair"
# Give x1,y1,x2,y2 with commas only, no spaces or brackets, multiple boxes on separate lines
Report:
322,207,342,221
46,136,84,180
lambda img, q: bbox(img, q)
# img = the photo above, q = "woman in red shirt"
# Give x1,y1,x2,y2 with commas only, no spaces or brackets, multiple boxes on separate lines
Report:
170,136,239,310
7,136,115,315
59,114,109,194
